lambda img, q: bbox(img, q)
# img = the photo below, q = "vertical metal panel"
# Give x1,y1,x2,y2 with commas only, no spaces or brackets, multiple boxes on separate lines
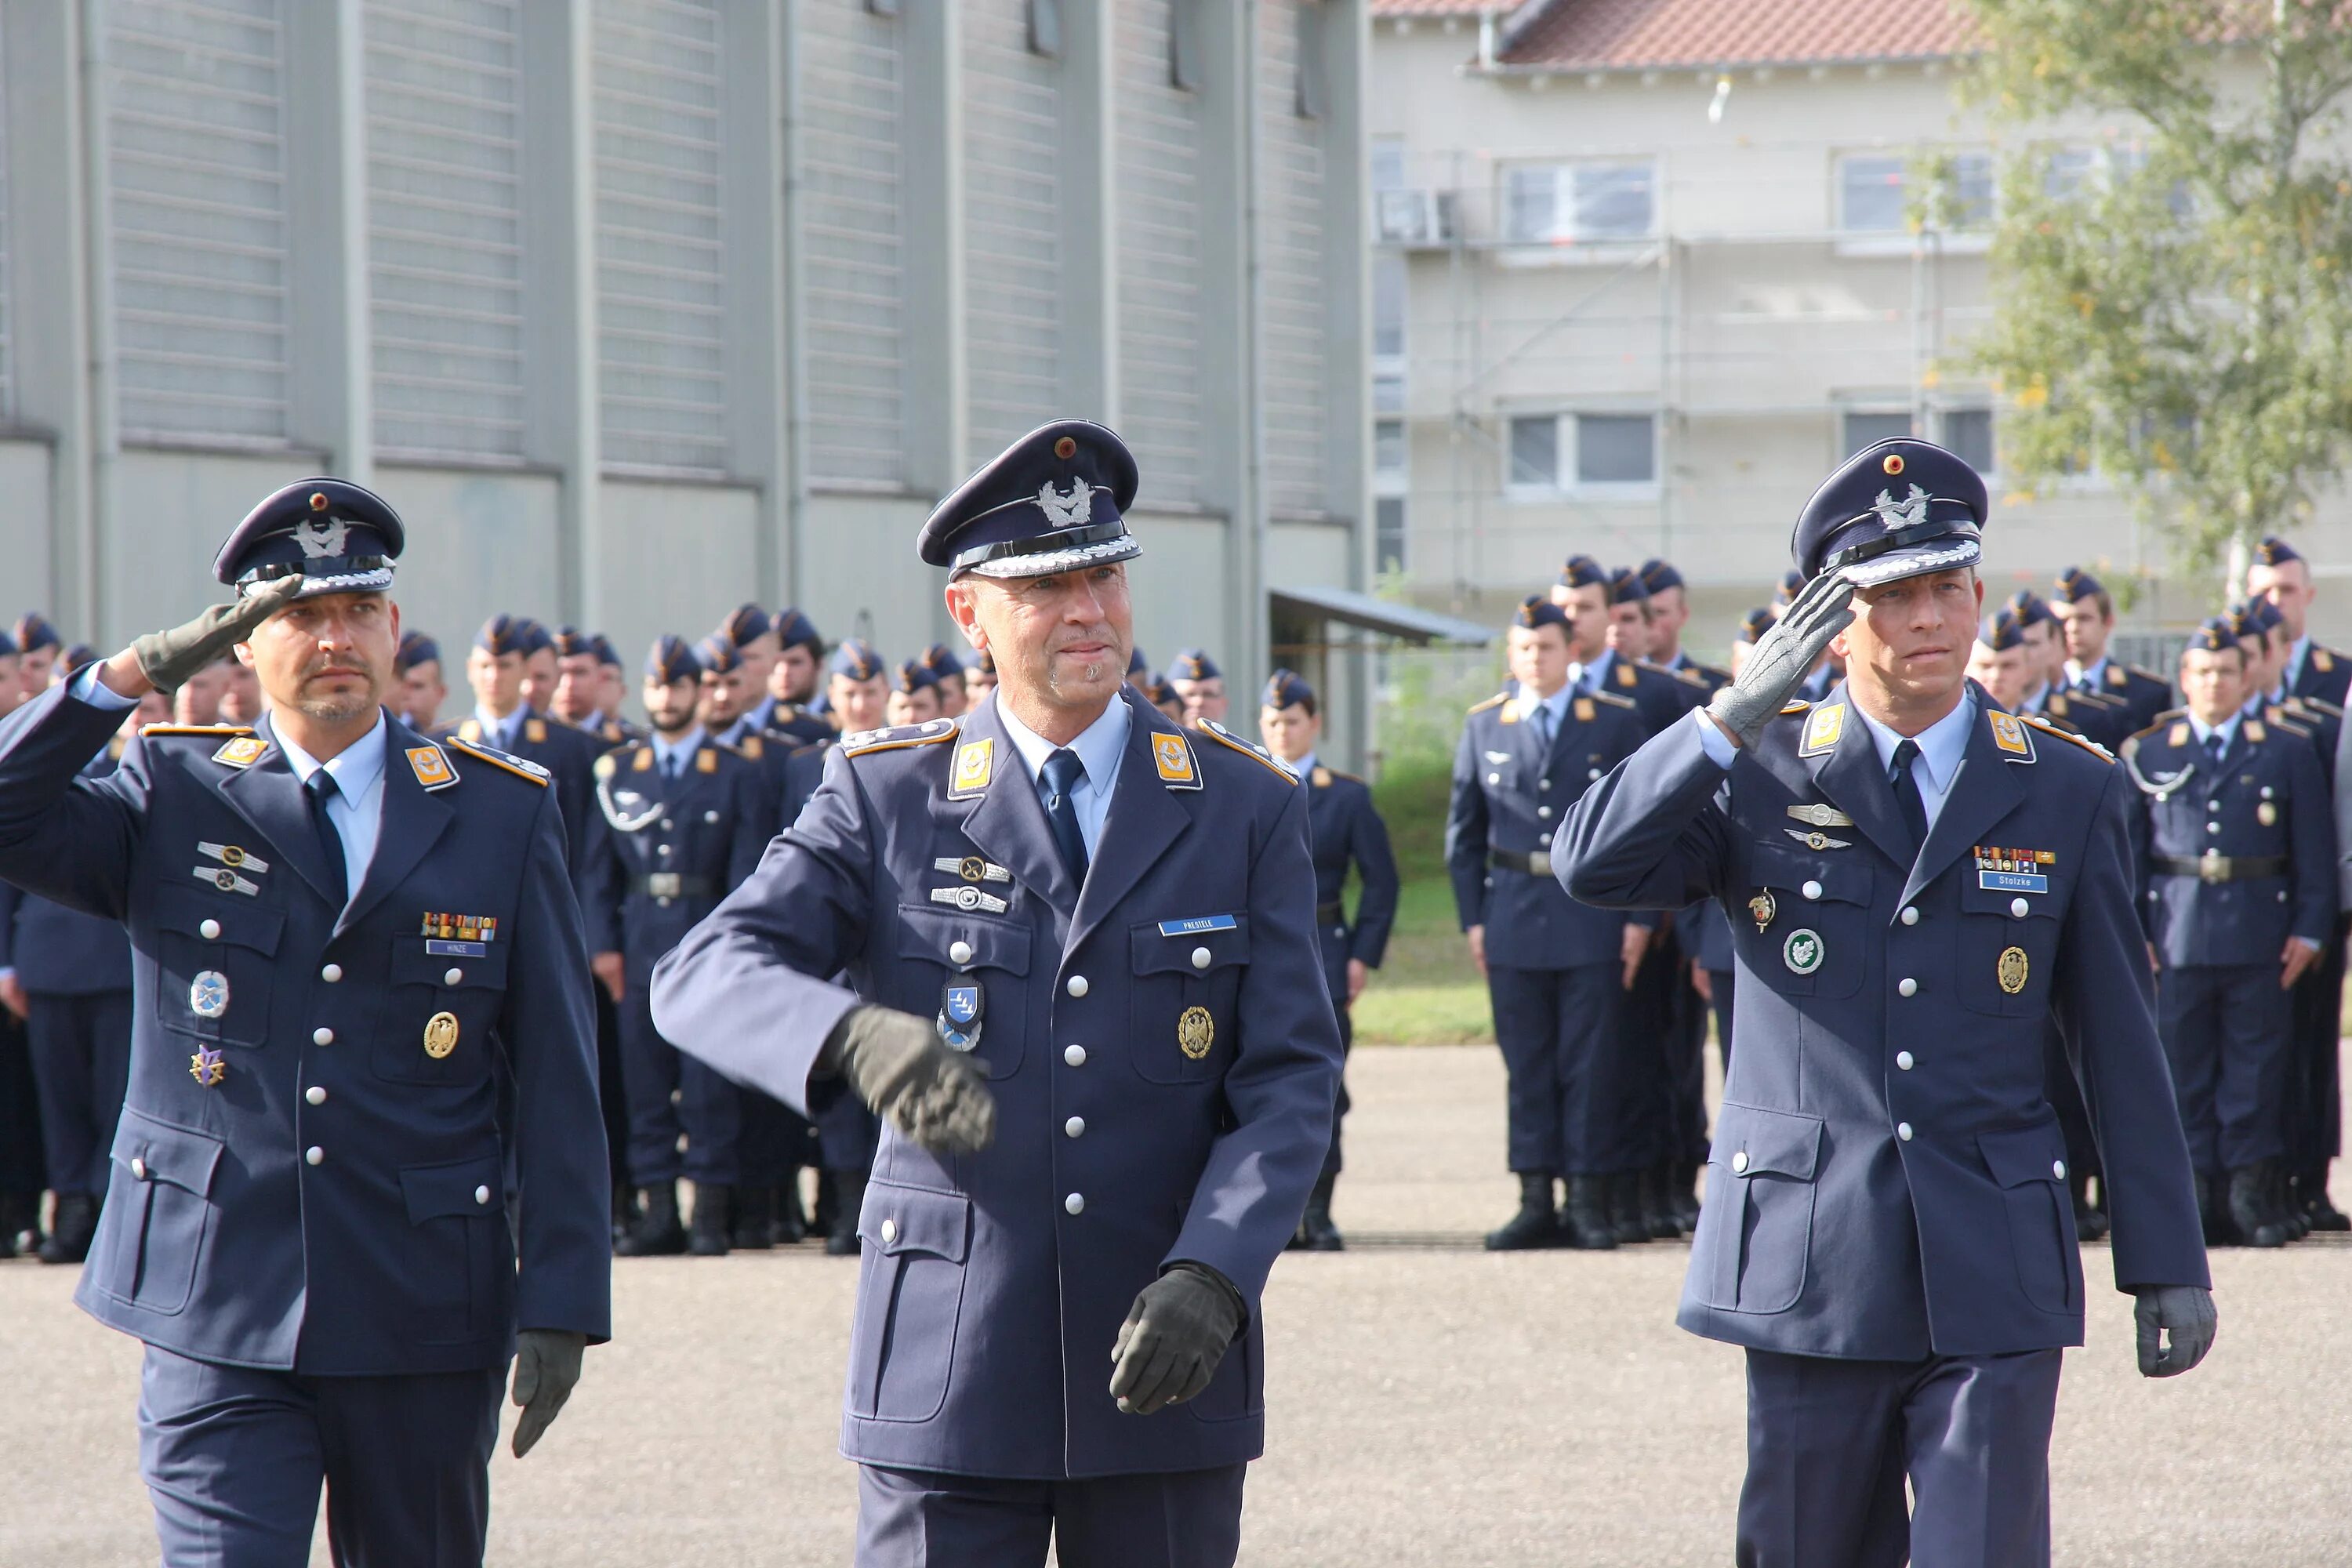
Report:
800,0,907,484
0,20,12,421
365,0,526,461
1258,0,1327,517
594,0,726,474
109,0,290,444
1115,0,1203,508
962,0,1060,469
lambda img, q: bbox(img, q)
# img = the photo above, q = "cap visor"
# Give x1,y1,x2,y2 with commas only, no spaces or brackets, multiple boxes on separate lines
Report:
1839,537,1980,590
960,537,1141,580
249,565,396,600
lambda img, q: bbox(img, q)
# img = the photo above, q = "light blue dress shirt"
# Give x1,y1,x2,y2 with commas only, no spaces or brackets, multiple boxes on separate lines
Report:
994,692,1131,860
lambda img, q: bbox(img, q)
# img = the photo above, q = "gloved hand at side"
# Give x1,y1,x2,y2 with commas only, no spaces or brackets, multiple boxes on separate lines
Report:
822,1004,996,1154
1109,1262,1245,1415
1705,568,1856,749
510,1328,587,1457
2133,1285,2216,1377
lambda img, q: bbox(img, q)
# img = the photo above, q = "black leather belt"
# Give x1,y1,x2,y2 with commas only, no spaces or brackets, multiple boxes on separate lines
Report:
2153,854,2288,884
1316,900,1345,924
630,873,716,900
1489,848,1551,876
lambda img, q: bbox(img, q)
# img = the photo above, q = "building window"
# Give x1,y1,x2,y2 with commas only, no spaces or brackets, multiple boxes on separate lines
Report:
1372,255,1406,362
1504,161,1655,243
1508,412,1657,492
1372,373,1405,416
1374,419,1406,477
1376,496,1407,575
1838,154,1909,234
2045,147,2098,200
1509,415,1559,487
1946,152,1994,228
1842,409,1913,456
1371,137,1407,195
1939,407,1995,475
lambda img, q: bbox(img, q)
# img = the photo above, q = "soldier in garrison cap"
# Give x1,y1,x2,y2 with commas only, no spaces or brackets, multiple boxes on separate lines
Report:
2245,535,2352,707
394,630,449,733
1729,605,1773,678
1638,558,1731,693
1447,593,1656,1250
1563,437,2213,1568
966,644,999,706
888,659,945,728
453,617,605,898
2126,617,2334,1250
0,477,608,1564
547,626,641,749
1148,672,1185,728
2005,590,2133,748
716,604,832,747
586,637,771,1258
1166,648,1226,731
2050,567,2172,732
1126,644,1153,694
920,643,970,719
652,419,1341,1568
13,612,60,703
1258,669,1399,1251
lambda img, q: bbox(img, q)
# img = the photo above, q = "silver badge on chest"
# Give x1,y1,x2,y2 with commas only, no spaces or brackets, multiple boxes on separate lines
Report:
189,971,231,1019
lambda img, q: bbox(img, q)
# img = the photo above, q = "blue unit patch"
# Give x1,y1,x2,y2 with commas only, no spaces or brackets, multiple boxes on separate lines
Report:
1979,871,2049,895
942,985,982,1026
1158,914,1238,936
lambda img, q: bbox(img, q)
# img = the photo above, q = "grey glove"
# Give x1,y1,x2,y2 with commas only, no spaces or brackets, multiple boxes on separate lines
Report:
1705,568,1857,748
2133,1285,2216,1377
129,575,304,695
826,1004,996,1154
510,1327,586,1457
1109,1262,1245,1415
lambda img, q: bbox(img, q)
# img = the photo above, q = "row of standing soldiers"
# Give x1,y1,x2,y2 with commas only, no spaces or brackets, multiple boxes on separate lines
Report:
1450,544,2352,1251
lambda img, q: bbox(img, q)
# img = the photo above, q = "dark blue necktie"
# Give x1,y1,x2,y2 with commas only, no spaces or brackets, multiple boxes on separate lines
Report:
1889,739,1929,851
2205,732,2226,767
1040,748,1090,886
1534,701,1555,753
306,769,348,906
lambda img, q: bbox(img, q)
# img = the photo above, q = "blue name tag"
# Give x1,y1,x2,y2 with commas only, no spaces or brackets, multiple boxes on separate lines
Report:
426,938,490,957
1978,871,2048,895
1159,914,1238,936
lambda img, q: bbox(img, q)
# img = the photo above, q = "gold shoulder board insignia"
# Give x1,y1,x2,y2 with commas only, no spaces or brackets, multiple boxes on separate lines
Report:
1468,692,1508,715
2307,697,2345,718
2317,648,2336,672
1989,710,2034,759
1310,765,1332,787
1152,731,1200,789
2168,721,2190,746
2247,720,2269,742
843,717,960,759
697,747,720,774
1616,662,1639,688
406,744,458,791
2020,713,2112,762
445,738,551,786
141,724,252,738
739,735,765,760
212,735,269,768
1592,690,1636,710
594,753,617,780
1573,696,1595,723
1198,720,1298,782
632,746,655,771
1778,699,1812,715
2107,665,2129,688
1798,703,1844,757
524,718,547,744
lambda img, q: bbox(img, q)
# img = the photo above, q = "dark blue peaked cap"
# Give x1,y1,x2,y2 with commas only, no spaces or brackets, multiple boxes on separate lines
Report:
1792,437,1987,586
645,634,703,685
214,477,405,599
917,419,1142,578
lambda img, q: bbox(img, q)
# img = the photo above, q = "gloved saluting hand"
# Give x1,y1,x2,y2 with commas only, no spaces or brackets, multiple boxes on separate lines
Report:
1109,1262,1245,1415
823,1004,996,1154
2133,1285,2217,1377
1706,567,1857,749
125,574,307,695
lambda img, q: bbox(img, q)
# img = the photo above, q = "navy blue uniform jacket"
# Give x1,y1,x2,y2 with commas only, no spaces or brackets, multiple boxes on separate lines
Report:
0,749,134,993
1558,690,2209,1360
1306,765,1399,999
0,686,612,1374
650,688,1341,1479
582,739,772,982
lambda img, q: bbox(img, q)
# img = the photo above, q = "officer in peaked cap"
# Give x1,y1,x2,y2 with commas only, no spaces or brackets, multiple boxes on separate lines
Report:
1637,558,1730,693
2049,567,2172,732
2245,535,2352,707
1258,668,1399,1250
652,419,1340,1568
0,477,608,1564
1166,648,1226,730
1447,593,1655,1250
1561,437,2213,1568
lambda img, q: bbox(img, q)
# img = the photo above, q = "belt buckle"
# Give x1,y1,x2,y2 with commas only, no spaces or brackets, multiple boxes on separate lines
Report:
647,872,682,898
2198,851,2225,886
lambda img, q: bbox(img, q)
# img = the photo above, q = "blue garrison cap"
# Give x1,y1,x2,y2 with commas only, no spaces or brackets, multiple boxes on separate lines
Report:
1736,606,1773,643
1639,559,1685,595
1984,608,2027,652
2230,599,2283,640
2050,565,2107,607
771,608,822,654
13,612,58,653
2005,590,2054,628
2186,617,2241,655
829,638,884,682
212,477,404,600
920,642,964,678
1128,646,1150,676
716,604,771,649
1792,438,1987,586
0,626,16,658
395,631,441,673
1514,594,1570,633
503,617,553,658
590,633,622,668
475,615,535,658
917,420,1142,579
1608,567,1650,606
1775,569,1806,605
695,634,744,677
1557,554,1608,590
1168,648,1221,682
548,625,593,660
971,646,996,677
2252,535,2303,568
645,634,703,686
60,644,96,677
1147,673,1178,706
1262,668,1317,712
895,659,940,695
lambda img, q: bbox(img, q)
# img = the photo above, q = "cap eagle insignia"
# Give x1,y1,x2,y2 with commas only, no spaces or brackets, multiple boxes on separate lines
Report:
296,515,349,558
1036,480,1091,529
1871,484,1931,531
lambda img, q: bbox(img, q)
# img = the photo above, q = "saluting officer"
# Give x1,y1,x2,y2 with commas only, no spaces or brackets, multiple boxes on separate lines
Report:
1562,438,2213,1568
1258,668,1399,1250
2050,567,2171,731
2126,617,2335,1248
0,479,608,1564
652,420,1341,1568
1446,594,1653,1250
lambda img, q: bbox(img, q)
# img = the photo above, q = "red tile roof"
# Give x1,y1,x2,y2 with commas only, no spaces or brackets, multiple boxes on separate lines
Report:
1495,0,1976,71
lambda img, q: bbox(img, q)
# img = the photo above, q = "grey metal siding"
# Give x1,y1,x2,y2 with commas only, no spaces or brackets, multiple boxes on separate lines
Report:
365,0,527,461
962,0,1061,469
1258,0,1327,517
109,0,290,444
1115,0,1203,508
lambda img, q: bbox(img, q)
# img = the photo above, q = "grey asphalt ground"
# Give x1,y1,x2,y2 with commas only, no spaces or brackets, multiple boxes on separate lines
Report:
3,1044,2348,1566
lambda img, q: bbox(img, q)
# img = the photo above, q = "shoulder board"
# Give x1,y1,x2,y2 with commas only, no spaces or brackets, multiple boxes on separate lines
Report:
2271,716,2312,739
1591,689,1637,710
1197,719,1298,782
840,717,959,758
1327,768,1363,784
2317,647,2340,672
2018,713,2114,762
2151,706,2186,725
139,723,253,738
736,733,766,760
2125,663,2166,684
2125,717,2176,747
1467,692,1508,715
1671,666,1709,688
445,736,551,786
2300,696,2344,719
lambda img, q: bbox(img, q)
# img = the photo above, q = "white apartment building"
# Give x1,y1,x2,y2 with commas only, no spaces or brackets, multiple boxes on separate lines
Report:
0,1,1398,757
1369,0,2352,654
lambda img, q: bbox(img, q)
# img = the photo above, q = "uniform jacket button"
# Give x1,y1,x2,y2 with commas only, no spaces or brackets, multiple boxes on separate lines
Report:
1802,880,1823,900
1900,906,1918,926
476,1185,492,1205
949,940,973,965
321,964,343,983
444,967,464,985
880,1218,898,1243
2053,1160,2067,1181
1064,1193,1085,1215
705,810,720,823
661,818,675,831
1896,1123,1914,1142
305,1086,327,1105
1538,833,1552,847
130,1158,147,1180
1896,1051,1915,1070
1897,978,1918,997
1064,1044,1087,1066
1537,805,1553,819
198,918,221,940
1486,772,1501,786
306,1146,325,1166
1191,947,1211,970
1065,1116,1086,1138
2009,898,2030,919
313,1027,335,1046
1066,975,1089,998
1730,1151,1750,1174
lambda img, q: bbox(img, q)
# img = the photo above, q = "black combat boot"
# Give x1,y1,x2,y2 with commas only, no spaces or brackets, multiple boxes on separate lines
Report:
1298,1172,1344,1251
38,1193,99,1265
2299,1165,2351,1232
730,1185,774,1252
0,1190,41,1258
825,1171,866,1256
2227,1165,2291,1249
1641,1161,1682,1240
610,1178,641,1244
2274,1166,2310,1241
2069,1171,2109,1242
773,1173,811,1244
1484,1171,1559,1251
811,1169,839,1238
688,1185,733,1256
1559,1175,1618,1250
1671,1162,1703,1232
615,1183,688,1257
1608,1171,1650,1244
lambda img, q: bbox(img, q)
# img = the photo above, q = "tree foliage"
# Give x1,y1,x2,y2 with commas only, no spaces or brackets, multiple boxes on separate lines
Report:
1961,0,2352,581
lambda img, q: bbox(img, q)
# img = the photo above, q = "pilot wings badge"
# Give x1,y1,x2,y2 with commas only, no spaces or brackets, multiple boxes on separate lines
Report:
296,514,349,558
1872,484,1931,531
1037,480,1092,529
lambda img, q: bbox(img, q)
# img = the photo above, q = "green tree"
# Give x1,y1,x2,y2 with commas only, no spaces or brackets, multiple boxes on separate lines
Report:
1961,0,2352,583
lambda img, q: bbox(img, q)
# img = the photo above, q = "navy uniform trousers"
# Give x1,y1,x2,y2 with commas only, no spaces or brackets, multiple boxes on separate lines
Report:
858,1464,1246,1568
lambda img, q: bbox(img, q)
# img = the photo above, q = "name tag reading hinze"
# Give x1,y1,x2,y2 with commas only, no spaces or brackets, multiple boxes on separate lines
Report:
1159,915,1238,936
426,939,490,957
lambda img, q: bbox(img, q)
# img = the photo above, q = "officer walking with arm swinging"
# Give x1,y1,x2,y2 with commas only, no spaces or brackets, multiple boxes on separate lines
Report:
651,421,1341,1568
1558,439,2214,1568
